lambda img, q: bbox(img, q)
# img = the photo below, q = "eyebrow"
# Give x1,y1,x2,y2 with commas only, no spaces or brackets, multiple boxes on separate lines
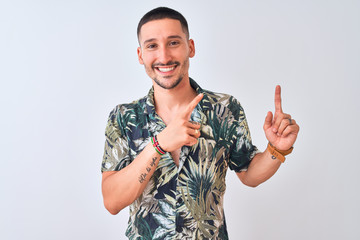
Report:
142,35,183,45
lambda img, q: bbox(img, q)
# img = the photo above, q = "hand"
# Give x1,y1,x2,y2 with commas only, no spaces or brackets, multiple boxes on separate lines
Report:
263,85,299,151
157,94,203,152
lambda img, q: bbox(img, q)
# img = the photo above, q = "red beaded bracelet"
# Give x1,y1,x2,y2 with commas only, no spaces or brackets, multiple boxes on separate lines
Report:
151,136,166,155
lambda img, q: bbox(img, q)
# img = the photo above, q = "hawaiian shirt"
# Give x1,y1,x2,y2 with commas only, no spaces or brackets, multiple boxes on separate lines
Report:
102,78,258,240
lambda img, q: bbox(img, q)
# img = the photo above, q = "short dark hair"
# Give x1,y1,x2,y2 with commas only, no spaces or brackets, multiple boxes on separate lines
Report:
137,7,189,41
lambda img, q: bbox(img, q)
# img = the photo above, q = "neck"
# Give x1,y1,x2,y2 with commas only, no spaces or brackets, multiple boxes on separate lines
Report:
153,76,197,115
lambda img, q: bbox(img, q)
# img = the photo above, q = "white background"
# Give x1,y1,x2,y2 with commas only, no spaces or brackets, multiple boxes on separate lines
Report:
1,0,359,239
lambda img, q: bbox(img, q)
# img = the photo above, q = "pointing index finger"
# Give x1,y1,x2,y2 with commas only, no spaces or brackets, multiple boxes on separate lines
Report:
184,93,203,119
274,85,283,113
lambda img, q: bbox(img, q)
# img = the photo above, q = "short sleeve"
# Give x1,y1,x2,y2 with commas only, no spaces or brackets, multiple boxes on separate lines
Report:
227,97,259,172
101,106,131,172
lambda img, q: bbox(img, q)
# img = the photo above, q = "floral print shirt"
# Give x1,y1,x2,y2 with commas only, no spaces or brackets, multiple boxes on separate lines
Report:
102,78,258,239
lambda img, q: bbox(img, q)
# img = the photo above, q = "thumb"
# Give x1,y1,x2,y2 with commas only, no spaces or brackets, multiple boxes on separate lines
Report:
263,111,273,131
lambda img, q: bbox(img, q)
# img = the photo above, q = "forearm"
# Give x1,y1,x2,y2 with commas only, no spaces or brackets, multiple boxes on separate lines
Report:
237,149,282,187
102,143,160,214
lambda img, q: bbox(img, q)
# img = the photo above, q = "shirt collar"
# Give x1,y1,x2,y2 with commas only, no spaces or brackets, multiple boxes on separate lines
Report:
189,78,213,111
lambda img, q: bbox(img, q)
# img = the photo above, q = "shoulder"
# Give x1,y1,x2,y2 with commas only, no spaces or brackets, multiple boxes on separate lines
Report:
108,95,148,119
202,89,245,118
106,95,148,133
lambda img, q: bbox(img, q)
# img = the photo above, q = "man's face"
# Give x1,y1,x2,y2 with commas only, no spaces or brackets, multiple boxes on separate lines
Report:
137,18,195,90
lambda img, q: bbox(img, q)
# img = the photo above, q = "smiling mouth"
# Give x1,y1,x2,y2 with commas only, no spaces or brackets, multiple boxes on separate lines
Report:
156,66,176,73
153,62,179,74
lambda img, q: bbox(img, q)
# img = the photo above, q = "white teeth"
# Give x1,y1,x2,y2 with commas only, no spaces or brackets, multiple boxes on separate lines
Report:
157,67,175,72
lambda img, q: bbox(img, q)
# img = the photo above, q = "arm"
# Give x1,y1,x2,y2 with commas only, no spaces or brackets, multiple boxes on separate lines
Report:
237,85,300,187
101,94,203,215
237,149,281,187
102,143,163,215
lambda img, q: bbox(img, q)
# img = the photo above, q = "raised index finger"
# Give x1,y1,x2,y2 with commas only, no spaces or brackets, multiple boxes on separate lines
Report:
184,93,203,119
274,85,283,113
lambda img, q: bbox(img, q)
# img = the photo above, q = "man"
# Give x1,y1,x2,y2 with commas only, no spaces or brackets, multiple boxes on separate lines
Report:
101,7,299,240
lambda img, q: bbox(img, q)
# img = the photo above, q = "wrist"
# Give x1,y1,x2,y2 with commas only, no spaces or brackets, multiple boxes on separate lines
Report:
266,142,293,163
156,133,170,152
151,135,167,156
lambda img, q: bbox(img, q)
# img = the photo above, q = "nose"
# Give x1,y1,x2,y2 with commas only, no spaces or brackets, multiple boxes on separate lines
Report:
157,45,172,64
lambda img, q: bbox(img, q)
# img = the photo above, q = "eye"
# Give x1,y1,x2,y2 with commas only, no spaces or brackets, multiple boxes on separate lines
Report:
169,41,180,46
146,43,157,49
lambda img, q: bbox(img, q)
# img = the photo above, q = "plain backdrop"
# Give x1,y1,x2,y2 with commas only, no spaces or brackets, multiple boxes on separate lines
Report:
1,0,359,239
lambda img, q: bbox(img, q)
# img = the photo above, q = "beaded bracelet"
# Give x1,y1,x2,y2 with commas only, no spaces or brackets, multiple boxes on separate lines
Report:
151,135,166,155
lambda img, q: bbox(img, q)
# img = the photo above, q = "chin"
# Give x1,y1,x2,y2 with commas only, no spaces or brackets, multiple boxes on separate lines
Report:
154,76,183,90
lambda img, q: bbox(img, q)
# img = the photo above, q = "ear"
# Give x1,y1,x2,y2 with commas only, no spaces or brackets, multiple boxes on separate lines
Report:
188,39,195,58
137,47,144,65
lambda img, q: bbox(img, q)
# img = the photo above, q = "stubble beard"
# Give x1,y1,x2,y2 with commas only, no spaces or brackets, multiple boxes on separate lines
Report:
153,75,184,90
